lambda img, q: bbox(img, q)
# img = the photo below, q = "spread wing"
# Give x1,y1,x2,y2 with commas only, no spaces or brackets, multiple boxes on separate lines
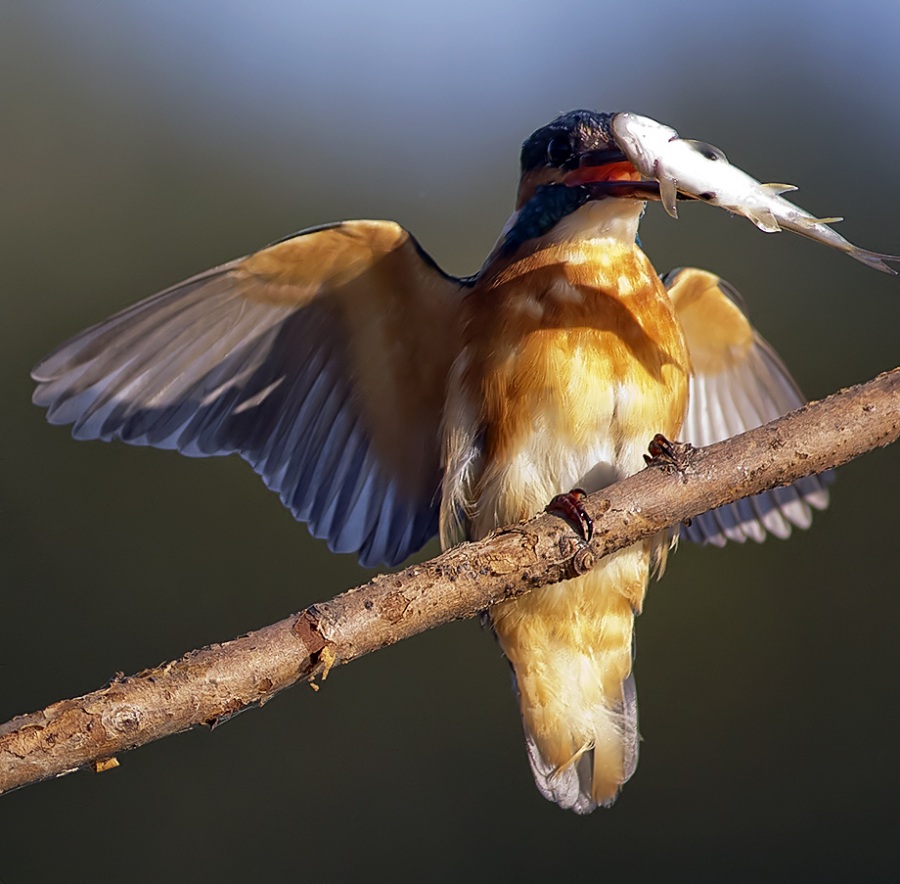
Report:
32,220,466,566
665,267,830,546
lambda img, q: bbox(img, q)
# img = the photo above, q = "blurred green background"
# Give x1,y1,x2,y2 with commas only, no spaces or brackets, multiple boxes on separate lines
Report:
3,2,899,880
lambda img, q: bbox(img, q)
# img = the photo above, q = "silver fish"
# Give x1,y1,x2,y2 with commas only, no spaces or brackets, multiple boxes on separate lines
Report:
611,112,899,274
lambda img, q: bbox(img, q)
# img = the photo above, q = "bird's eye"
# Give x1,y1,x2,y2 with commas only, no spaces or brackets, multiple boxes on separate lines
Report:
546,137,573,166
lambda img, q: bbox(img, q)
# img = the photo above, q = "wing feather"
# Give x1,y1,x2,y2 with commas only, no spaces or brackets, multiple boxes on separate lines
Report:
33,220,465,566
665,267,830,547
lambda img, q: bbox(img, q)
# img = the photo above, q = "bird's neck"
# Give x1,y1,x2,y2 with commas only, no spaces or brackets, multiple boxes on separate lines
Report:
486,196,645,272
544,197,645,247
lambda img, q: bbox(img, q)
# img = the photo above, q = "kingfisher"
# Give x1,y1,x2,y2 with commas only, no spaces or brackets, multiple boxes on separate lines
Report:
32,110,834,813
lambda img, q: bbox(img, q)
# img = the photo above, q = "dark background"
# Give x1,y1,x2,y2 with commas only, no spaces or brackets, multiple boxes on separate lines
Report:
3,2,899,881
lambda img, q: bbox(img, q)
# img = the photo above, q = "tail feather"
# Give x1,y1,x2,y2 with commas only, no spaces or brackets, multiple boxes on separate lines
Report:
621,669,640,782
522,671,639,814
491,547,649,813
525,731,596,815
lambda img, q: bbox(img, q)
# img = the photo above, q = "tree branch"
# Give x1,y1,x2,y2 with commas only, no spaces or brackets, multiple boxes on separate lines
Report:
2,368,898,795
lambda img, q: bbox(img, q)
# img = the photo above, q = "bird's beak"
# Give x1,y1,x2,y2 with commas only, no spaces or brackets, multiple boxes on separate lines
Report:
563,148,641,187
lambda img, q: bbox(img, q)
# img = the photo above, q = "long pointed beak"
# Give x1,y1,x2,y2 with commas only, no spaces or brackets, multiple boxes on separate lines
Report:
579,179,701,204
578,147,628,167
563,148,641,186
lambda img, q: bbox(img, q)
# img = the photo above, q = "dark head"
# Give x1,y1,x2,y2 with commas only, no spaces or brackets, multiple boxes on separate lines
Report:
516,110,639,209
491,111,646,259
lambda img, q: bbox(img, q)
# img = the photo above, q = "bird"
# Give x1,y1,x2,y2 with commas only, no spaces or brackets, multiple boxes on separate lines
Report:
32,109,832,814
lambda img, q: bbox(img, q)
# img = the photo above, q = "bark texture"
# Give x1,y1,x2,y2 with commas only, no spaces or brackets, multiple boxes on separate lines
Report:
1,368,897,795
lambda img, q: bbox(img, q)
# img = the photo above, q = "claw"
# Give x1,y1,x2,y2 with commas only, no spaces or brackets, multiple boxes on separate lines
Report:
546,488,593,541
643,433,694,474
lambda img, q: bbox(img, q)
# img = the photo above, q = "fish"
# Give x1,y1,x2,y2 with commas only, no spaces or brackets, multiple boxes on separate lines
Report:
611,112,900,274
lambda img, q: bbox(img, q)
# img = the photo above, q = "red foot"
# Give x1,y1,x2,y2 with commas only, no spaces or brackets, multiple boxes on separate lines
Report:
643,433,694,473
546,488,593,541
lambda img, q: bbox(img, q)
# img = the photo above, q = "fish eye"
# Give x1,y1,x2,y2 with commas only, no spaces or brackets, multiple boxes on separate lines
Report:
546,137,573,166
687,140,727,162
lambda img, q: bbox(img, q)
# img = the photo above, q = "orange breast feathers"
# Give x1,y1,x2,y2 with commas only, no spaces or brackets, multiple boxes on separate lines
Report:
443,240,691,541
439,239,691,811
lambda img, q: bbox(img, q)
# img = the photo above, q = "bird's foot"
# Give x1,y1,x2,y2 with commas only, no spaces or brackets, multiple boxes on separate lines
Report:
546,488,593,541
643,433,694,475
